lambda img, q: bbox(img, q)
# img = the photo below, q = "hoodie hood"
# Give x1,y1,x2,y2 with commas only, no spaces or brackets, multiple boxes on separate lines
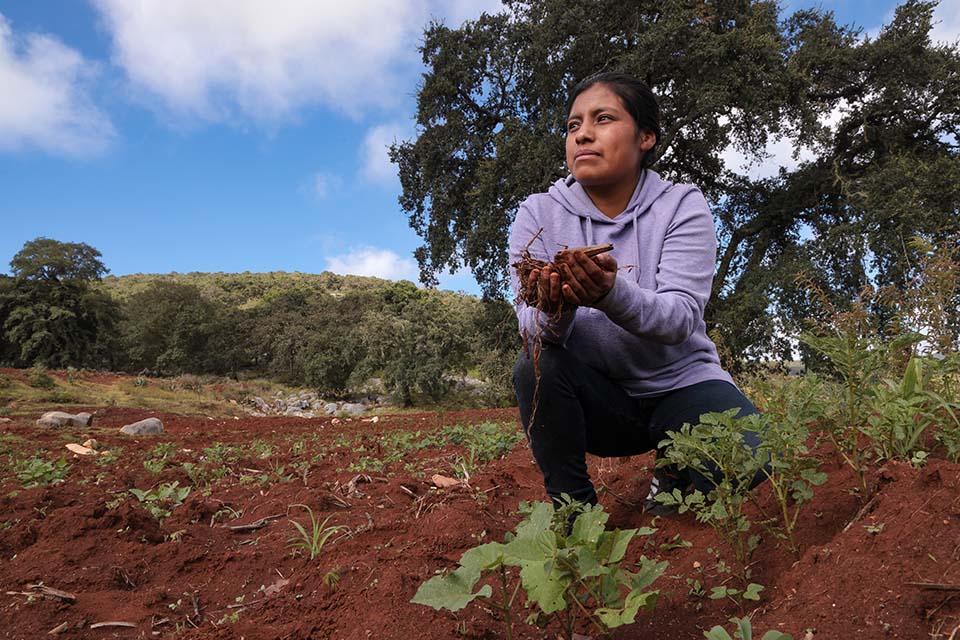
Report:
546,169,674,277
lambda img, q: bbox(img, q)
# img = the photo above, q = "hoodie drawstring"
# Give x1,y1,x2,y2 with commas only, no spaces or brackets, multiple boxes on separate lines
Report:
631,170,647,282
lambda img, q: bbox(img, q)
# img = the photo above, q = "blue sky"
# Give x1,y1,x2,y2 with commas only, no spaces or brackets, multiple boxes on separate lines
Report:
1,0,956,295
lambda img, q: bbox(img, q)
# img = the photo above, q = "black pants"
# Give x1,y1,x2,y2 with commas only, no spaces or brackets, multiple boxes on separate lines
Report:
513,344,763,505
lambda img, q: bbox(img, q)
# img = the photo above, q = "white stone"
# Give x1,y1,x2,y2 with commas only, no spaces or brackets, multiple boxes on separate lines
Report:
37,411,92,427
120,417,164,435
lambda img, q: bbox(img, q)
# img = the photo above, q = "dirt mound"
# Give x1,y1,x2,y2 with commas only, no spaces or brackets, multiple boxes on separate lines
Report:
0,407,957,639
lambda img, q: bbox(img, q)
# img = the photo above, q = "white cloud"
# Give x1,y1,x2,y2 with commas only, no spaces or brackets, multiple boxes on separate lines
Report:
720,135,818,180
932,0,960,44
92,1,510,126
434,0,506,26
718,100,849,180
309,172,342,200
0,14,114,156
325,246,417,280
93,0,426,123
361,122,410,184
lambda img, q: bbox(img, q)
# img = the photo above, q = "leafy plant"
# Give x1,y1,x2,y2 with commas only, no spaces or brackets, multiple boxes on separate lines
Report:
862,356,960,462
656,410,767,580
412,499,666,640
704,616,793,640
14,456,70,488
287,504,345,560
797,278,923,492
754,422,827,554
129,481,190,519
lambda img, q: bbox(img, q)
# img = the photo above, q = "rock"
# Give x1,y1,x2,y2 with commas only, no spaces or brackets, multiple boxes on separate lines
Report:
340,403,366,417
357,377,386,395
120,417,164,435
431,474,461,489
65,443,98,456
323,402,338,415
37,411,93,428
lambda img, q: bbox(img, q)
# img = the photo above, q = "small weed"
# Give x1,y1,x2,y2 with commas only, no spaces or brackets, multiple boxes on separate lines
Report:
287,504,345,560
323,567,341,588
250,439,274,459
143,442,179,474
215,611,240,626
659,533,693,551
95,448,121,466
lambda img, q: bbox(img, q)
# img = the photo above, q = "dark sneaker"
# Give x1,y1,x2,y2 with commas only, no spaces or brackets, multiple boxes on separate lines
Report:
642,467,691,516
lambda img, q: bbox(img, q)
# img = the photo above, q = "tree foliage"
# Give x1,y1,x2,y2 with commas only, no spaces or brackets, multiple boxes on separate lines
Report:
118,281,245,376
1,238,119,368
393,0,960,363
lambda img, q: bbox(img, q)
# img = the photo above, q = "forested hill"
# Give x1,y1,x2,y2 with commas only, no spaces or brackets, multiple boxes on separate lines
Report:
0,239,518,407
98,271,445,308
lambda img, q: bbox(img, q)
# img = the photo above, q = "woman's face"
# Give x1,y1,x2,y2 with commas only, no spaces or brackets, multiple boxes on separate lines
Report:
565,83,655,190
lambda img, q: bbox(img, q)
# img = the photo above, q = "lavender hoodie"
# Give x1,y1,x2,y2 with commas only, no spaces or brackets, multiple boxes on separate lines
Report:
508,169,734,397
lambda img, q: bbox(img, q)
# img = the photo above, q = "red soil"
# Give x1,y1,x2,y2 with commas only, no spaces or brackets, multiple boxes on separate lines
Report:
1,406,958,639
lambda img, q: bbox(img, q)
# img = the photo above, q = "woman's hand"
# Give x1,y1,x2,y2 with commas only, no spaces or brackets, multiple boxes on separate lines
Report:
556,250,617,306
528,264,569,315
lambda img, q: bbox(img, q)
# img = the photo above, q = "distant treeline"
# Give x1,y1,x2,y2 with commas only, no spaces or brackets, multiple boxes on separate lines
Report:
0,238,519,405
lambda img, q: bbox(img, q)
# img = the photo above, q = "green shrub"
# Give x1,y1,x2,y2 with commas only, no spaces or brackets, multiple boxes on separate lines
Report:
26,366,56,390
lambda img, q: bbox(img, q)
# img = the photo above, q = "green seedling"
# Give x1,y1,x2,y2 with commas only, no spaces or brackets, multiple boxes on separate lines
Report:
704,616,793,640
412,498,666,640
659,534,693,551
708,583,765,609
129,481,190,519
287,504,345,560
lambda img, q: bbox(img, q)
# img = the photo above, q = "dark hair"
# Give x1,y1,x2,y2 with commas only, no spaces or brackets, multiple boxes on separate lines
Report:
567,72,661,169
